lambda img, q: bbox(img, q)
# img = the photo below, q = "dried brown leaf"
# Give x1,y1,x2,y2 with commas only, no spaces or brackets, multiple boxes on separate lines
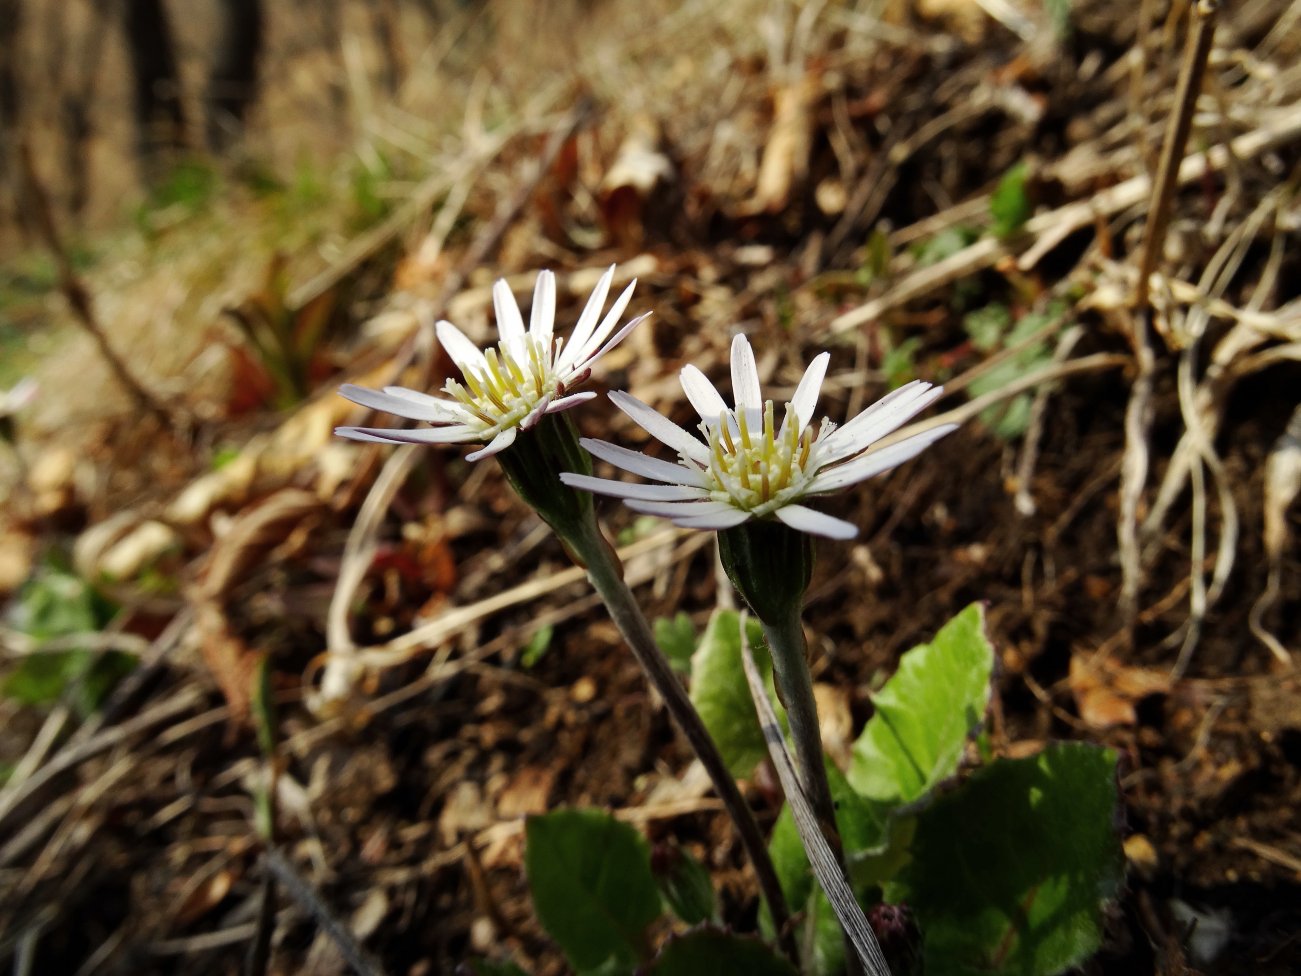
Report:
1070,656,1171,729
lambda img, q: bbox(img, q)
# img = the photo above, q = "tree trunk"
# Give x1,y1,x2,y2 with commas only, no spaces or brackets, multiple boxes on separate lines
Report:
122,0,188,161
206,0,263,152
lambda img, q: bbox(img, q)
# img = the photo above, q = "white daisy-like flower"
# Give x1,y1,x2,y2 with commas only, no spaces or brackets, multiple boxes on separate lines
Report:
336,267,648,461
560,335,958,540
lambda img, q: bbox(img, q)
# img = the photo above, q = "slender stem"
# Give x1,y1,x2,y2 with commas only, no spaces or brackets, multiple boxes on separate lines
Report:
19,143,173,430
1135,0,1219,313
761,609,845,862
762,608,862,976
569,518,797,963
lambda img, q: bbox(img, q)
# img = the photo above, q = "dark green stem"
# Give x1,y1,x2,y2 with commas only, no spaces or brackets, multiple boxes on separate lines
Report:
762,611,841,854
495,415,796,962
763,607,861,976
569,517,797,962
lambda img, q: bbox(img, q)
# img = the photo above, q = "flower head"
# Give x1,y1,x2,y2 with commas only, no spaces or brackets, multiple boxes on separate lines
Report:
336,266,648,461
560,335,957,540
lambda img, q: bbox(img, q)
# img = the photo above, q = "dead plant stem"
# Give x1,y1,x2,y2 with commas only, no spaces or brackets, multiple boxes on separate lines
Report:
263,849,387,976
18,144,173,430
1135,0,1219,313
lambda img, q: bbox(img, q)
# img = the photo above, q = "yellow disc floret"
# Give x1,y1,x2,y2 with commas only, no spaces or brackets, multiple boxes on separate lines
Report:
443,336,557,434
705,401,817,515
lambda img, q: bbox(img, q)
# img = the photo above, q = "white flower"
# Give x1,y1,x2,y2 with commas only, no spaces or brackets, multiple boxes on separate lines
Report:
560,335,957,540
336,267,648,462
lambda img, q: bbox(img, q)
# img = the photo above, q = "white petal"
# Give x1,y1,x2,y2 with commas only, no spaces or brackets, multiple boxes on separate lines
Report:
579,437,709,487
544,392,598,414
820,382,943,462
626,499,742,518
339,384,459,422
671,508,753,530
790,352,830,430
519,395,552,430
381,386,476,423
492,279,527,360
336,424,479,445
465,426,518,461
679,365,729,423
573,308,650,373
569,279,636,366
774,504,858,540
563,265,615,366
730,334,762,410
560,473,709,502
436,319,488,372
529,270,556,346
809,424,958,493
608,390,711,465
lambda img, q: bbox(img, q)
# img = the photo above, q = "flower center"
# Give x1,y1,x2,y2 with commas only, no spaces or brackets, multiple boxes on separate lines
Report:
443,336,556,433
704,401,815,513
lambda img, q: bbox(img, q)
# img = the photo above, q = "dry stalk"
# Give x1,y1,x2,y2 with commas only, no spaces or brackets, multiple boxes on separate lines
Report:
1249,404,1301,667
1117,310,1157,628
263,849,388,976
827,100,1301,337
1134,0,1220,314
739,618,888,976
18,144,172,430
1014,325,1084,516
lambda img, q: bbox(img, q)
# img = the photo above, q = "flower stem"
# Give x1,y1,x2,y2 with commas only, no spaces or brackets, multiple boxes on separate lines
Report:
568,517,797,963
762,607,861,976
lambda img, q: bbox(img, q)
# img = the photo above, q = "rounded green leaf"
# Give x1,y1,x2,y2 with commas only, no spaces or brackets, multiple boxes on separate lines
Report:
651,843,716,925
525,809,662,973
848,603,994,805
902,743,1122,975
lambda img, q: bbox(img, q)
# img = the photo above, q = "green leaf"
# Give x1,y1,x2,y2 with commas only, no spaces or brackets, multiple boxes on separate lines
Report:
963,304,1013,353
689,610,776,777
651,843,716,925
965,301,1064,439
882,336,923,389
646,928,797,976
913,226,979,267
653,612,697,676
848,603,994,805
525,809,661,973
520,624,554,668
3,563,131,715
990,162,1032,239
901,743,1122,976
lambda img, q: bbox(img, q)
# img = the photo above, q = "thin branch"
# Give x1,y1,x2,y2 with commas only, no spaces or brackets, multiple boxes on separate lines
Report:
263,850,387,976
1135,0,1220,313
18,143,173,429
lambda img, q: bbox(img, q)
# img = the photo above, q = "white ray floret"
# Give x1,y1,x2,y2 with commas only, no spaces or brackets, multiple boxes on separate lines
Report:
335,267,648,462
560,335,957,540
